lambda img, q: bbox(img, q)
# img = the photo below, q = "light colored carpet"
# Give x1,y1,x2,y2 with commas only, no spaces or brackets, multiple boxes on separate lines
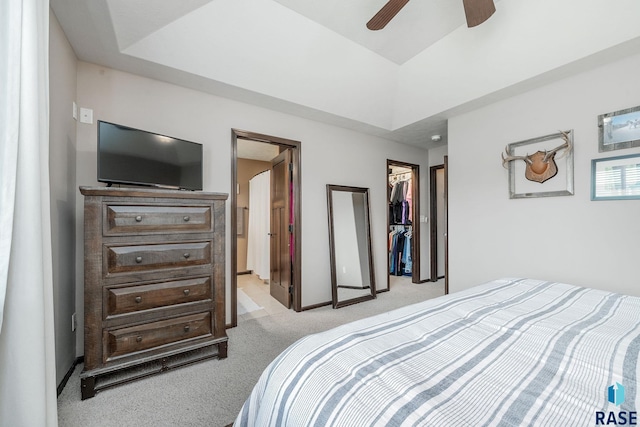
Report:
57,278,444,427
236,288,262,315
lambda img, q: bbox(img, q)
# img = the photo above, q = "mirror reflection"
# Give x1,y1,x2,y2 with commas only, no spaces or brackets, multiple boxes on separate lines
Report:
327,185,376,308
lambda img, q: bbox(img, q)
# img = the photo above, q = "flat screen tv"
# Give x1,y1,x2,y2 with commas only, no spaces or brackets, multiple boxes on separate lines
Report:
97,121,203,190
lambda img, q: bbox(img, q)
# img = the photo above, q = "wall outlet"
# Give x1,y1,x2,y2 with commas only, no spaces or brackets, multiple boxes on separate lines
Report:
71,312,77,332
79,107,93,124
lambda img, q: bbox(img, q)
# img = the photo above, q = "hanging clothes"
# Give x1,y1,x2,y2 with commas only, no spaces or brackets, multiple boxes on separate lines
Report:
405,180,413,225
388,226,412,276
389,179,412,225
402,230,412,276
389,172,413,277
246,170,271,280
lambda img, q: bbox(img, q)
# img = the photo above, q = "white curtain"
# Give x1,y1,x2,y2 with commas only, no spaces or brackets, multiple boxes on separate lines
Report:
246,171,271,280
0,0,58,425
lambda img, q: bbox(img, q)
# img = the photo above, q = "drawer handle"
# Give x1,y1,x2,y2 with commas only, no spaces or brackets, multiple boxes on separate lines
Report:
183,216,190,222
183,253,190,259
136,336,142,343
134,296,142,303
184,325,190,332
135,256,143,263
135,215,143,222
183,289,190,296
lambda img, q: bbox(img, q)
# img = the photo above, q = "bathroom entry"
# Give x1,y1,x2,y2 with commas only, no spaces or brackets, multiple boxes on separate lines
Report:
429,157,448,294
231,130,302,328
430,164,446,281
387,160,421,289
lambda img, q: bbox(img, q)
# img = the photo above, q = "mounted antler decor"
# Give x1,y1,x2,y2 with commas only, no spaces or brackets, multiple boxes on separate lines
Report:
502,130,575,199
502,130,572,183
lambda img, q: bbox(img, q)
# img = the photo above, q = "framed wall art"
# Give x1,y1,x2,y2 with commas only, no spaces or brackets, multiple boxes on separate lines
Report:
591,153,640,200
501,130,574,199
598,105,640,152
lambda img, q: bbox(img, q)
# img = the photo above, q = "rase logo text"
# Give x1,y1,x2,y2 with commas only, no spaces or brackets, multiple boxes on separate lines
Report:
596,383,637,425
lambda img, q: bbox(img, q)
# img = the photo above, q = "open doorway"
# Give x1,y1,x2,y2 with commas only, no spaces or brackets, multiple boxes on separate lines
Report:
429,157,448,294
429,164,445,282
230,129,302,328
387,160,422,290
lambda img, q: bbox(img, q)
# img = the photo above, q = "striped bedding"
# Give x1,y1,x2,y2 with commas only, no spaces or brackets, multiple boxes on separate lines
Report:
234,278,640,426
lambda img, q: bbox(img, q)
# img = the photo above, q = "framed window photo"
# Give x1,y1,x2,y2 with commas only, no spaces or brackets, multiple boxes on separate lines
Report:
591,153,640,200
598,105,640,152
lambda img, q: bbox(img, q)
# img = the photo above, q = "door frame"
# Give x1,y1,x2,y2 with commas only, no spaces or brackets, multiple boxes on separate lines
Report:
230,129,302,328
429,164,445,282
444,155,449,295
428,158,449,294
386,159,423,289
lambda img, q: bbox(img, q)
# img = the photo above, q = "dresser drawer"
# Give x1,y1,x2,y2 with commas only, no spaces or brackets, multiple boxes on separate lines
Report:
105,312,212,361
104,241,212,275
104,204,212,236
106,277,212,318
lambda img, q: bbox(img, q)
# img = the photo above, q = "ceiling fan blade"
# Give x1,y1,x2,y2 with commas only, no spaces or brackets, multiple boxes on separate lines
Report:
367,0,410,31
463,0,496,27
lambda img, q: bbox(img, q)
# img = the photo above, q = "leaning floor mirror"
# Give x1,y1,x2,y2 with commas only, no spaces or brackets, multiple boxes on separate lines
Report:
326,185,376,308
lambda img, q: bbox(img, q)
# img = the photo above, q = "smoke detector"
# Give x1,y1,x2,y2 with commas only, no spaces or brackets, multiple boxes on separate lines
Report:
431,135,442,142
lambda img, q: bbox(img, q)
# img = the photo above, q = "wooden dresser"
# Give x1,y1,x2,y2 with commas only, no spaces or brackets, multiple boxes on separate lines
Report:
79,186,228,399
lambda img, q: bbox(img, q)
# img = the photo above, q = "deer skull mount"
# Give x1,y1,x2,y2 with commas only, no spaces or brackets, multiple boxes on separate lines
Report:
501,131,573,183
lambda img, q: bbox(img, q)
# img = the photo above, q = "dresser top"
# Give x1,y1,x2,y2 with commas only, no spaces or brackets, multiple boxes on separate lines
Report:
79,186,228,200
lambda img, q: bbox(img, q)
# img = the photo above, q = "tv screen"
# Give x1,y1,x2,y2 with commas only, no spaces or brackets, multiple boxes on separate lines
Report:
97,121,203,190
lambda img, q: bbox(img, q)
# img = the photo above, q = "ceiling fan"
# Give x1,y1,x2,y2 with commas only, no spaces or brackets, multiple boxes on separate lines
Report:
366,0,496,30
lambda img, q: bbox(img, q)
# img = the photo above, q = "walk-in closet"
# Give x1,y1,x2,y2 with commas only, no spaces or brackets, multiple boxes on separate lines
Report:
388,164,414,284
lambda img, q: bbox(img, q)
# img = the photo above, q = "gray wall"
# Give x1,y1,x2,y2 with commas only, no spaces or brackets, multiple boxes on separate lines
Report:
49,10,78,382
448,51,640,296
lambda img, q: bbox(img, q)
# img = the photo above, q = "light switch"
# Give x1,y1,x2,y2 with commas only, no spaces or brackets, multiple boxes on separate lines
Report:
72,102,78,120
80,107,93,124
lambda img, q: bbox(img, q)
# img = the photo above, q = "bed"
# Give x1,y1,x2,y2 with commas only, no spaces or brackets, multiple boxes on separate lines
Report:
234,278,640,426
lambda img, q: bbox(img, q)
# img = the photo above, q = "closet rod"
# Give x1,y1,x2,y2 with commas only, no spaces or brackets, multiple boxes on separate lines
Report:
389,172,412,183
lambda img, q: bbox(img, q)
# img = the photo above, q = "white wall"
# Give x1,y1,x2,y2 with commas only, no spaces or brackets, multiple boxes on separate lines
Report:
429,145,447,167
49,10,79,377
448,51,640,296
74,62,431,341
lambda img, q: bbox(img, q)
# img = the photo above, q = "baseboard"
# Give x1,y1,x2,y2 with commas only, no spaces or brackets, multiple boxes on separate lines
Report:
301,301,331,311
57,356,83,397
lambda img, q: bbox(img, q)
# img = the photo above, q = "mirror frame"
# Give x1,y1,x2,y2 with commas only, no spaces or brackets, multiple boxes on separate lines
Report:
326,184,376,308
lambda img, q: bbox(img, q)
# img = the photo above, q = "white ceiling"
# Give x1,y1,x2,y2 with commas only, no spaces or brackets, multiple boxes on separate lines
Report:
238,138,280,162
270,0,470,64
50,0,640,149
